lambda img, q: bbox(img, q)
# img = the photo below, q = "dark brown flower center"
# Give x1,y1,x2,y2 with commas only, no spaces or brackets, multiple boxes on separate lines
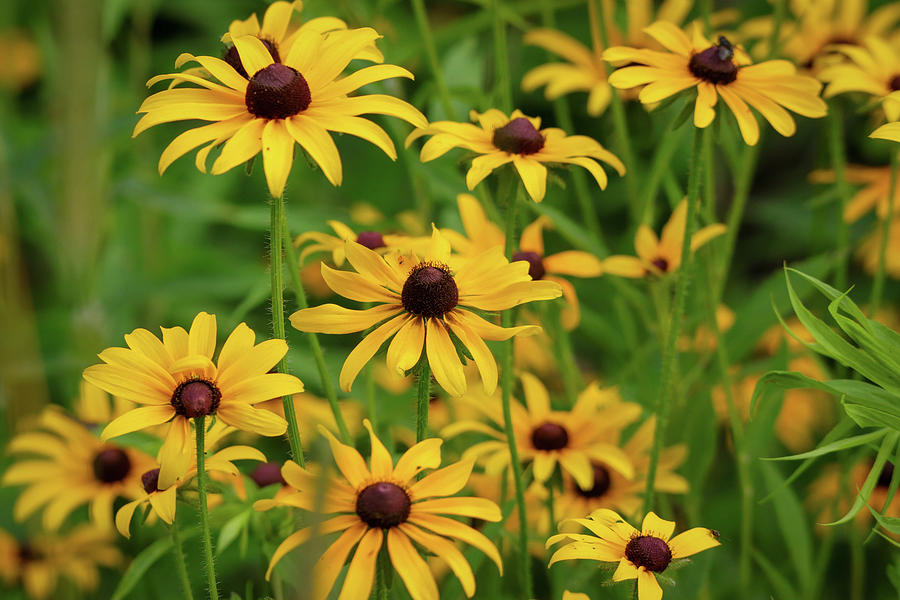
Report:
688,36,737,85
878,462,895,488
17,543,41,564
890,75,900,92
531,422,569,451
492,117,545,154
625,535,672,572
356,231,386,250
92,448,132,483
224,37,281,79
141,468,161,494
401,265,459,318
355,482,411,528
245,63,311,119
651,257,669,273
171,379,221,418
575,463,612,498
251,462,287,488
512,250,546,280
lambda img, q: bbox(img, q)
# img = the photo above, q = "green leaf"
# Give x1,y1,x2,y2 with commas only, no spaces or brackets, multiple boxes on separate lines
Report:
761,428,888,461
761,462,813,592
111,537,173,600
217,509,251,556
825,431,899,525
752,549,799,600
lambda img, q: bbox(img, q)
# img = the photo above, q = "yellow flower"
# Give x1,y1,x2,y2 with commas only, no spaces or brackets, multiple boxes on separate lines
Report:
677,304,735,353
810,161,900,222
296,219,430,267
872,120,900,143
605,22,827,145
72,380,133,426
2,406,155,532
289,228,561,396
405,109,624,202
443,374,637,490
0,525,122,600
134,26,426,197
115,439,265,538
856,216,900,277
602,199,726,277
0,29,41,92
440,194,505,257
808,459,900,529
548,510,720,600
818,36,900,120
83,311,304,489
258,421,502,600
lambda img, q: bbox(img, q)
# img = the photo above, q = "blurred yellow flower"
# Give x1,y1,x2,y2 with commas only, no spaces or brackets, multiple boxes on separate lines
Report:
810,161,900,222
818,36,900,120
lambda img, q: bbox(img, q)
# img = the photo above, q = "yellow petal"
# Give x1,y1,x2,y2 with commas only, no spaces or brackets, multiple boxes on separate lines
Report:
643,21,693,56
313,523,368,600
262,119,295,198
408,513,503,574
425,318,466,397
612,557,639,581
101,405,175,440
412,497,501,521
148,485,177,525
386,528,439,600
399,524,475,597
543,250,603,277
667,527,721,558
602,255,646,277
407,459,474,500
364,419,394,479
337,527,383,600
513,156,548,202
217,403,287,436
638,570,663,600
443,312,498,395
232,35,275,78
393,438,443,482
318,425,371,487
320,263,400,304
641,512,676,541
717,85,759,146
386,316,425,376
339,313,408,392
115,498,145,538
290,303,402,334
157,418,191,489
285,115,343,186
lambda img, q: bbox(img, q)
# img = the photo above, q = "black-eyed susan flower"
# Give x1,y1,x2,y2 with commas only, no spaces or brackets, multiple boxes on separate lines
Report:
83,311,303,489
444,374,637,490
605,22,828,145
258,421,502,600
135,26,426,197
2,407,155,532
0,525,122,600
602,199,725,277
405,109,624,202
552,415,687,522
818,37,900,120
810,161,900,222
289,229,562,396
548,510,720,600
296,219,429,267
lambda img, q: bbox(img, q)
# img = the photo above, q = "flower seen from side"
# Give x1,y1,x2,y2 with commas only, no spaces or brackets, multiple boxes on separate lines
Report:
135,25,426,197
605,22,828,145
83,311,303,489
818,36,900,121
548,510,720,600
289,228,562,396
258,421,503,600
809,161,900,222
602,199,726,278
295,219,430,267
405,108,624,202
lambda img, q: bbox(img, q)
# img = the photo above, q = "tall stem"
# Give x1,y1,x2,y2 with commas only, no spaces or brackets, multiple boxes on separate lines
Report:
643,127,704,516
170,518,195,600
411,0,457,120
491,0,512,113
590,0,639,216
415,356,431,443
281,218,351,447
870,150,899,314
501,181,532,597
195,416,218,600
827,104,851,292
270,195,305,461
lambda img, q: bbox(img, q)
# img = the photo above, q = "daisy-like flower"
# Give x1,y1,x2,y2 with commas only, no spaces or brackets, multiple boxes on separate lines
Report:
405,109,624,202
602,199,725,278
548,510,720,600
115,440,265,538
135,25,426,197
810,160,900,222
83,311,304,489
289,228,562,396
443,374,637,490
605,22,828,145
2,407,155,532
296,219,429,267
0,525,122,600
258,421,502,600
818,36,900,120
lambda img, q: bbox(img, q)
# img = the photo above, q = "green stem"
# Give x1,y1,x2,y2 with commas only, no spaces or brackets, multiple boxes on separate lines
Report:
170,518,195,600
643,127,704,516
639,107,687,226
491,0,512,113
415,356,431,443
501,181,532,597
281,218,351,447
765,0,787,60
547,483,560,599
870,150,899,314
549,302,580,407
271,195,305,462
411,0,457,120
827,103,852,292
195,416,219,600
591,0,639,217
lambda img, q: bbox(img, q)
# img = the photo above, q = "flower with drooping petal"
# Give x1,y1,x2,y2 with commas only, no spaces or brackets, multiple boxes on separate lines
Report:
2,406,155,532
548,510,720,600
605,22,827,145
405,109,624,202
602,199,726,278
135,26,426,197
83,312,303,489
818,36,900,120
289,228,561,397
810,160,900,222
295,219,430,267
258,421,502,600
443,374,638,491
